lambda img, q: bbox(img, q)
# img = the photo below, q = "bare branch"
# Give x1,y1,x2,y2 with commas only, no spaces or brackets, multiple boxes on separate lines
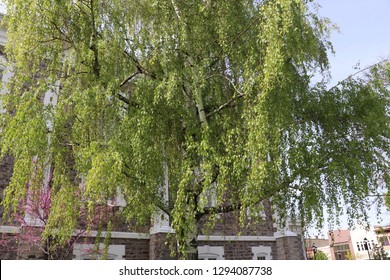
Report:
329,59,390,91
116,93,130,105
196,177,296,220
206,93,244,118
123,50,156,79
119,72,139,88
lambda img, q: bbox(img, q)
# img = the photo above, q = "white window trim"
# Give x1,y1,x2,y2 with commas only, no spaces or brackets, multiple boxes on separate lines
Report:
73,243,125,260
252,246,272,260
198,245,224,260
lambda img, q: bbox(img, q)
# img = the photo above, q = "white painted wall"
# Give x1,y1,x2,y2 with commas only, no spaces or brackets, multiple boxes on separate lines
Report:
349,226,378,260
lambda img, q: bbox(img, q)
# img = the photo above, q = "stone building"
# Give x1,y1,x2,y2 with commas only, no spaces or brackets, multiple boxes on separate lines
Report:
0,12,305,260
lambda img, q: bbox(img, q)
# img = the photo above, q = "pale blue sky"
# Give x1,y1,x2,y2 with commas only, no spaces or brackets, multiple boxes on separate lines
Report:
317,0,390,85
313,0,390,233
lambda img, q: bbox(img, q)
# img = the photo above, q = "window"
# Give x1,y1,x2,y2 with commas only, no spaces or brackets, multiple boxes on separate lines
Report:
333,243,351,260
73,244,125,260
198,246,224,260
379,236,390,246
252,246,272,260
199,257,217,260
357,243,361,251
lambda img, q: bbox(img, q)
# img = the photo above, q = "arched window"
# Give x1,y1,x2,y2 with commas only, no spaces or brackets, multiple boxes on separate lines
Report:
252,246,272,260
198,245,224,260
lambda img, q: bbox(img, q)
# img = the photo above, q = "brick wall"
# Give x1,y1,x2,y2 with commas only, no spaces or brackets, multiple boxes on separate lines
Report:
112,238,149,260
1,230,305,260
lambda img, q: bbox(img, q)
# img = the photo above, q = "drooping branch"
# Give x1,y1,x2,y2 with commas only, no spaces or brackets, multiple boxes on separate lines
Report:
208,13,262,70
121,167,171,217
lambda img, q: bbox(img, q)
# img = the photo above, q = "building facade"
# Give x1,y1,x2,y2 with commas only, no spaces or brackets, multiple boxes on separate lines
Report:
328,226,379,260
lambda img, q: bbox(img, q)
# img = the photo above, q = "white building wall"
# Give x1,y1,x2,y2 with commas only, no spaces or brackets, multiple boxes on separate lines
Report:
349,226,378,260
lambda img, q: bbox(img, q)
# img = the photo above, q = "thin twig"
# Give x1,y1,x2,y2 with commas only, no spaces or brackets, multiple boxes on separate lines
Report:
206,93,244,118
328,59,389,91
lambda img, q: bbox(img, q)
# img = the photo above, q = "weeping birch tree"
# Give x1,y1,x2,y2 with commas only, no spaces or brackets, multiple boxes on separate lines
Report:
1,0,390,259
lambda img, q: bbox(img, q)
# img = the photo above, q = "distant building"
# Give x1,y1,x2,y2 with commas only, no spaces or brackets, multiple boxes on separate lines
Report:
305,237,330,260
374,225,390,257
328,226,378,260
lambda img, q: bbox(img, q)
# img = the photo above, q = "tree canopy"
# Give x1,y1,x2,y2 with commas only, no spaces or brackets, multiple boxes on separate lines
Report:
1,0,389,258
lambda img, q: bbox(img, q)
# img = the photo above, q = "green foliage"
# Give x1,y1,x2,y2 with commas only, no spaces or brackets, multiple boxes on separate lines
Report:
386,193,390,211
314,250,328,260
1,0,390,258
345,251,355,260
373,245,390,260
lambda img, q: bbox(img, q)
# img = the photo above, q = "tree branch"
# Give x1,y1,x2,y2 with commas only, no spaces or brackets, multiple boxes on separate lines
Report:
116,93,130,105
120,72,140,87
328,59,389,91
205,73,245,118
196,177,296,220
171,0,182,20
206,93,244,118
123,50,156,79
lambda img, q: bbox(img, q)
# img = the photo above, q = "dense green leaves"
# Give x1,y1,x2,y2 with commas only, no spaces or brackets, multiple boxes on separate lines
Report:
1,0,389,258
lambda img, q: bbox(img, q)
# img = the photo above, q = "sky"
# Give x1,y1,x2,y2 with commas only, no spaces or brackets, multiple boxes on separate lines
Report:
0,1,389,231
317,0,390,85
311,0,390,234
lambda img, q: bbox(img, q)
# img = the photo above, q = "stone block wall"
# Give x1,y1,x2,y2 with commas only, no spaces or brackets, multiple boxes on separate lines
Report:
276,235,305,260
149,233,177,260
